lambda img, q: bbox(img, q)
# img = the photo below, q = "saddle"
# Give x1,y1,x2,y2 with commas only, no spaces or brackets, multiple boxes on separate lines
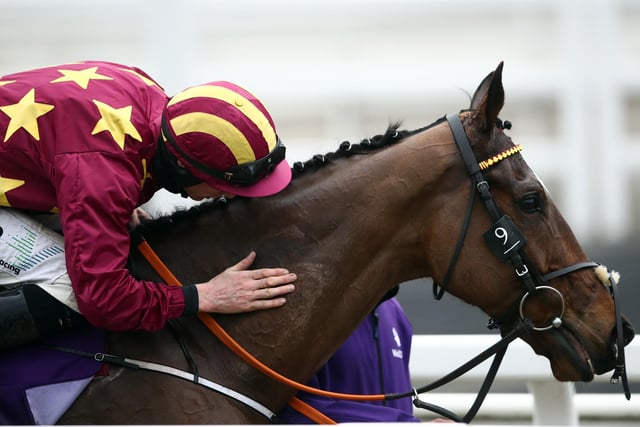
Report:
0,284,105,425
0,210,106,423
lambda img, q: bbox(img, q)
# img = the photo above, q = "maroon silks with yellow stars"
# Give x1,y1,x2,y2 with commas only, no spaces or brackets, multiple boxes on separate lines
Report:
0,61,188,331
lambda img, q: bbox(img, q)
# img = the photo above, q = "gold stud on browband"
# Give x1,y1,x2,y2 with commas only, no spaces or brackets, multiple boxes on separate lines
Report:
478,144,523,170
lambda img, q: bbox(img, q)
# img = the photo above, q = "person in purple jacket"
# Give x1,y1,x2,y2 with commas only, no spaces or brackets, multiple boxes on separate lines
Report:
277,293,420,423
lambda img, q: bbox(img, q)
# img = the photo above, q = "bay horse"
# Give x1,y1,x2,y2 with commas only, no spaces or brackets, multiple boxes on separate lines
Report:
60,62,634,424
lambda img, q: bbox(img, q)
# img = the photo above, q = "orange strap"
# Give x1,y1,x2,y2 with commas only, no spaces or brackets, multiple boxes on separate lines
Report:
136,239,384,422
288,396,337,424
136,239,384,400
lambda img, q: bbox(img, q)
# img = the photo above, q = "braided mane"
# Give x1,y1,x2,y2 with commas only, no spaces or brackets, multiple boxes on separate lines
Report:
134,119,444,235
291,122,424,178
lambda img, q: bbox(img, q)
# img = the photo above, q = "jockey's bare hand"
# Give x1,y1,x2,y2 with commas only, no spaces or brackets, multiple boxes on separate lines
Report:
129,207,153,229
195,251,296,313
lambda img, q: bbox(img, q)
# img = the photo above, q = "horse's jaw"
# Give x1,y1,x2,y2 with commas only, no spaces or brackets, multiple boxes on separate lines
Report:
521,314,633,382
529,328,597,382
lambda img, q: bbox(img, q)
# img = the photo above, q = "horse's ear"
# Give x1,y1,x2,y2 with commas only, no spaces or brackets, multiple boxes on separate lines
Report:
470,62,505,132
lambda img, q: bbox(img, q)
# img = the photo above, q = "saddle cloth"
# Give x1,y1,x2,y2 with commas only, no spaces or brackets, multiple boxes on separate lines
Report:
0,326,105,425
0,208,79,312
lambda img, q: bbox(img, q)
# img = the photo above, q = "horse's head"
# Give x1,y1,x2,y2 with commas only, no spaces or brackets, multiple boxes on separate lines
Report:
425,62,634,382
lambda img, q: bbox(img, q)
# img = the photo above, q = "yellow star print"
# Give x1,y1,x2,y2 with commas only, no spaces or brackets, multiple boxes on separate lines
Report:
0,80,15,86
0,89,54,142
91,100,142,150
50,67,112,89
0,175,25,207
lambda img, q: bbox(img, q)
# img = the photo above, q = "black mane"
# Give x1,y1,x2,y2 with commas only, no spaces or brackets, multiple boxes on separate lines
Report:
134,119,444,236
290,122,422,178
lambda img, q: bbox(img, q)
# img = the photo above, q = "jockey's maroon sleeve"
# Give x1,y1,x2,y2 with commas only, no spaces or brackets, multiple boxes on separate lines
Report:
0,61,188,330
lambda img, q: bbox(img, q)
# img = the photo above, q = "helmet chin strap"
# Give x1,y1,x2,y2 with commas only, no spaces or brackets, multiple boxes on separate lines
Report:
152,138,202,195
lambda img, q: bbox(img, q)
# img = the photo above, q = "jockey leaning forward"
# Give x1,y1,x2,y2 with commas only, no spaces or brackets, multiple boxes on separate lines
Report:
0,61,297,348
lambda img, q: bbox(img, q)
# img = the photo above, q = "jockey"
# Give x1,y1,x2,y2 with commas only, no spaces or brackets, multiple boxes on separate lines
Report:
0,61,296,349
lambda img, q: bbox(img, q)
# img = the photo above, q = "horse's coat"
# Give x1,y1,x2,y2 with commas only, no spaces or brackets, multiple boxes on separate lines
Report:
60,63,634,424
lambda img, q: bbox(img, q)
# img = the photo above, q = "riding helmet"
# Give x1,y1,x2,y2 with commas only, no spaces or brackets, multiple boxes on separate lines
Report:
161,81,291,197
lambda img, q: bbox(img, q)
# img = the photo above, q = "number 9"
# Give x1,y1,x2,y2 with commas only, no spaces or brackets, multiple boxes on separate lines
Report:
495,227,508,246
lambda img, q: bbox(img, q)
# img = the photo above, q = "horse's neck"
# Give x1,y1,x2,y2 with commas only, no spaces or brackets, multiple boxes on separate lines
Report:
226,124,458,369
139,123,460,413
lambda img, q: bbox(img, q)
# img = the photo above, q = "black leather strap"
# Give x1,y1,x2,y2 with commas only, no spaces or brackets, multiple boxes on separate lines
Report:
541,261,599,282
446,113,481,176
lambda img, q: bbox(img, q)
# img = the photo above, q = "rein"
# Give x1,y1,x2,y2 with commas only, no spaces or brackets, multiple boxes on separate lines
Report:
135,236,362,424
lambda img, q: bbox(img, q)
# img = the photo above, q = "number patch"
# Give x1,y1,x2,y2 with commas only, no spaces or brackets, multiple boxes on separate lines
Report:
482,215,527,262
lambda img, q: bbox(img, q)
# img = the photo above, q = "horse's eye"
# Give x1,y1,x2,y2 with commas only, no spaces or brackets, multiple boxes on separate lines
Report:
519,194,544,213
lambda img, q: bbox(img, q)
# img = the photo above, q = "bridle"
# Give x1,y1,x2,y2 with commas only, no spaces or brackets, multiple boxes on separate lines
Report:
435,112,599,329
427,113,631,402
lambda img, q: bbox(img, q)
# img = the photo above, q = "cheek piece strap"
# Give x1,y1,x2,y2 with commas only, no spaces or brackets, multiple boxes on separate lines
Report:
595,266,631,399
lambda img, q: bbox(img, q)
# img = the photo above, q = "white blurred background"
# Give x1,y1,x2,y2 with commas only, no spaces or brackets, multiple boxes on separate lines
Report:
1,0,639,246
